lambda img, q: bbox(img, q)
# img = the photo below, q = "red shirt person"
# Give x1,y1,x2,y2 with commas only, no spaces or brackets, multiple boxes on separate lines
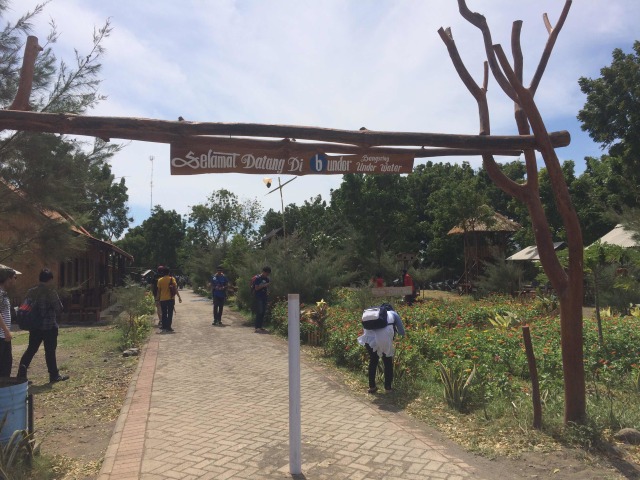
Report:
402,269,415,305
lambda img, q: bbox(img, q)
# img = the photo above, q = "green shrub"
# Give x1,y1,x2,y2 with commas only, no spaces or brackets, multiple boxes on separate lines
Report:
235,235,355,310
112,281,154,349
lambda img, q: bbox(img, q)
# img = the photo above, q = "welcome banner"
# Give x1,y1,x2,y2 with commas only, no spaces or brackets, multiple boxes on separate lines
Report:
170,142,414,176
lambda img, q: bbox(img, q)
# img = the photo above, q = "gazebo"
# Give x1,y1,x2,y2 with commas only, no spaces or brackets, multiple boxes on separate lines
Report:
448,211,520,289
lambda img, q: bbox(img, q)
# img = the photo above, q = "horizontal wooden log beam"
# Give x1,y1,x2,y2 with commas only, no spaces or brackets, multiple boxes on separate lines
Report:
168,135,524,158
0,110,570,151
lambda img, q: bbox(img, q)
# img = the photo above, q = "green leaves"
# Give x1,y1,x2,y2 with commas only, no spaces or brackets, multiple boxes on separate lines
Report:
437,362,476,412
489,311,520,330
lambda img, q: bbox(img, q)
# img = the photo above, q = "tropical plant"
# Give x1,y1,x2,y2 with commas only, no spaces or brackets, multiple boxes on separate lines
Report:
301,300,328,334
437,362,476,412
489,311,520,330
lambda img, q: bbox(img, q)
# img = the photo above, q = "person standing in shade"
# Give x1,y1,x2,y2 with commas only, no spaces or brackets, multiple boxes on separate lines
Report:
402,269,416,306
0,267,19,377
17,268,69,382
156,266,182,333
357,305,406,393
209,265,228,326
252,266,271,333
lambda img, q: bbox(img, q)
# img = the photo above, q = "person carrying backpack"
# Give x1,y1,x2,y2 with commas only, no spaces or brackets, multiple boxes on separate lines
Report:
17,268,69,382
251,266,271,333
357,303,405,393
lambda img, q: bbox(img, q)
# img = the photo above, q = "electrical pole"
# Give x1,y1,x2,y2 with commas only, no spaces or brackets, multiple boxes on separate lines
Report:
149,155,154,213
264,176,297,240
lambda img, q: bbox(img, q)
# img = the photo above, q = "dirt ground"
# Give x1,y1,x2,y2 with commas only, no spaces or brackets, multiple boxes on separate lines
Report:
14,325,137,479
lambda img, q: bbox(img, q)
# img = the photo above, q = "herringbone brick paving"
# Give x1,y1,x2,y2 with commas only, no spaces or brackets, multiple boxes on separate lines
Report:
98,291,493,479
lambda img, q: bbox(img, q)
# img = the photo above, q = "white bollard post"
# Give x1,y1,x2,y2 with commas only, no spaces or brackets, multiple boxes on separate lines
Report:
288,294,302,475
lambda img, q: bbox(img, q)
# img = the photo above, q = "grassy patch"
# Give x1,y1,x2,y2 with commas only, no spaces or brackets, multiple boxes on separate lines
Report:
10,324,142,479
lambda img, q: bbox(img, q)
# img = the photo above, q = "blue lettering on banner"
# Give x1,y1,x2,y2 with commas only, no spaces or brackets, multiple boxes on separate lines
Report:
309,153,328,173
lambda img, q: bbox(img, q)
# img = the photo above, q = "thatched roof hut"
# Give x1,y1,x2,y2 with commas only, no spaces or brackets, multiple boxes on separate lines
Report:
448,211,520,286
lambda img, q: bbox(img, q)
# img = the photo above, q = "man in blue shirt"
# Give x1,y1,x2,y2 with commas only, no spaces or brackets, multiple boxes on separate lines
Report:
209,265,228,326
252,266,271,333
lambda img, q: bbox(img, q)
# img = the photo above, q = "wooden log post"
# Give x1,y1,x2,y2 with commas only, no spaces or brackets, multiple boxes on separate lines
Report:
521,325,542,429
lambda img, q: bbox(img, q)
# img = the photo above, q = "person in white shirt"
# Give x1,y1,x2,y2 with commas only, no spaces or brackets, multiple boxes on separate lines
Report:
357,306,405,393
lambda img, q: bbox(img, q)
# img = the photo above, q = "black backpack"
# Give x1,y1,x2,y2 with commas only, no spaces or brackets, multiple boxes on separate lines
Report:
16,295,41,331
361,303,394,330
249,274,260,295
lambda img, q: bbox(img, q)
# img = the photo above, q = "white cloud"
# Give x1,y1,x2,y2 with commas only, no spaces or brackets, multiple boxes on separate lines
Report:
5,0,639,225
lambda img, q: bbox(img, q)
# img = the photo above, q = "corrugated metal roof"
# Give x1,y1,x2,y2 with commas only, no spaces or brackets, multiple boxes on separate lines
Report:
597,224,640,248
507,242,565,261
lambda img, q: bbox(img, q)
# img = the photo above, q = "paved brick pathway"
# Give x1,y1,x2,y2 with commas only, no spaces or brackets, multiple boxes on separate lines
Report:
98,291,494,479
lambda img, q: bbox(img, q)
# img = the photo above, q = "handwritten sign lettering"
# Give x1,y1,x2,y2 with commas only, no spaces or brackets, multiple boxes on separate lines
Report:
170,143,414,176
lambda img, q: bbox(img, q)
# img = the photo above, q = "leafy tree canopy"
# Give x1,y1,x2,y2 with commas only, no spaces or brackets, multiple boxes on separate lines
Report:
186,189,262,248
578,41,640,192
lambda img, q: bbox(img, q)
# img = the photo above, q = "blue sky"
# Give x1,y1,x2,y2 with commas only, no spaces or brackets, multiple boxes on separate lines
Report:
7,1,640,230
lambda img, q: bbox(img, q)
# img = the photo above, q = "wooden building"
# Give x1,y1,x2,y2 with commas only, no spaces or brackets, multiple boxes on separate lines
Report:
0,180,133,321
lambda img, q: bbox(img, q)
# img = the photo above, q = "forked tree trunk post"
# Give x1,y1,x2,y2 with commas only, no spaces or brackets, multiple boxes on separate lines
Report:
441,0,585,423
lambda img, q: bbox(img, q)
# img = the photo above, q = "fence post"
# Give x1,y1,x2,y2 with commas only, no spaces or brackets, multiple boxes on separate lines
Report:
288,294,302,474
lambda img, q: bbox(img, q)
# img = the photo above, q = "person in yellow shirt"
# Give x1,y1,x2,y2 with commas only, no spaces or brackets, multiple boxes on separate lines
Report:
156,266,182,332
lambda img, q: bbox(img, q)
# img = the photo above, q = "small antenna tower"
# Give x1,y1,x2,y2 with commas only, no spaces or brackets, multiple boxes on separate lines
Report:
149,155,154,213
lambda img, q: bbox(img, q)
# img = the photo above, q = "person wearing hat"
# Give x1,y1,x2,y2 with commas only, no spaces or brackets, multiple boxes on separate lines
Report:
208,265,228,326
0,266,19,377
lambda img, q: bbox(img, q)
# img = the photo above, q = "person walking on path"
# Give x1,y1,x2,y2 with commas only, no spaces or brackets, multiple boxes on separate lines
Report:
252,266,271,333
357,304,405,393
209,265,228,326
156,266,182,333
17,268,69,382
0,266,19,377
